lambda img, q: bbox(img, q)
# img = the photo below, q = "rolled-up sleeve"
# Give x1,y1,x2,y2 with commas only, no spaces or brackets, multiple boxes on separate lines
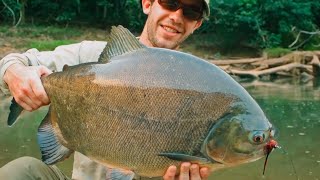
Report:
0,40,107,94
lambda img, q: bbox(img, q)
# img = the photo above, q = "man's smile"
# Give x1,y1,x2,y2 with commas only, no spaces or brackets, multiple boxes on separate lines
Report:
161,25,181,34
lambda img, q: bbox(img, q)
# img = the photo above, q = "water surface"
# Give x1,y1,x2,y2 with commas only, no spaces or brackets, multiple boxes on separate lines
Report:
210,80,320,180
0,81,319,179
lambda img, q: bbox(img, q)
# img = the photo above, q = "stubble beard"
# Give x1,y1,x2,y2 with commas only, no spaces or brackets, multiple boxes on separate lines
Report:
147,18,187,50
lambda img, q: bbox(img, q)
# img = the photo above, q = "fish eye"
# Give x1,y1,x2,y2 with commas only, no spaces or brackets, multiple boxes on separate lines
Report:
254,134,264,143
249,131,268,144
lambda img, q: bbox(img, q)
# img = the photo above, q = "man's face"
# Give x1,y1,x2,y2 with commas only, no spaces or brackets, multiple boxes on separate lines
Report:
140,0,203,50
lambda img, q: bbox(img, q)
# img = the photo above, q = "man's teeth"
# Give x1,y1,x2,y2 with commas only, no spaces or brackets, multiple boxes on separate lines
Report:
163,26,178,33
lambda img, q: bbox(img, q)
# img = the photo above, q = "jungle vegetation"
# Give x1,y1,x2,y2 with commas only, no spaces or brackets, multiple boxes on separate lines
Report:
1,0,320,52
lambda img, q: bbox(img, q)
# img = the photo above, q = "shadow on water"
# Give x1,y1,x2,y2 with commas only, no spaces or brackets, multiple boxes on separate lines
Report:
0,80,319,179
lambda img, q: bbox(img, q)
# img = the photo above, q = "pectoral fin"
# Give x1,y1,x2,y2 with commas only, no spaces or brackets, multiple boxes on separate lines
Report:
7,98,24,127
158,153,212,164
38,108,73,165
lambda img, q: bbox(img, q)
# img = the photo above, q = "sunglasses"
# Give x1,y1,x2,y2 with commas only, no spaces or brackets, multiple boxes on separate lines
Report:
158,0,204,21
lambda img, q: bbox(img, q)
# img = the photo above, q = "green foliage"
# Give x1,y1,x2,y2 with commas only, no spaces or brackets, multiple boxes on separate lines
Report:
0,0,20,23
0,25,82,39
263,48,292,58
200,0,320,51
1,0,319,51
0,25,85,51
0,0,145,30
125,0,146,32
94,0,146,31
303,38,320,51
28,40,78,51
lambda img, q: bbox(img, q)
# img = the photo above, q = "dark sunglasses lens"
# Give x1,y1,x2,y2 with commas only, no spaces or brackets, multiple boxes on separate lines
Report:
158,0,179,11
158,0,203,20
183,7,202,20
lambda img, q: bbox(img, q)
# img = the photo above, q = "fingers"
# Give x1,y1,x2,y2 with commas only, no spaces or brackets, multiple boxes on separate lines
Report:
163,163,210,180
30,75,50,105
163,165,177,180
179,162,191,180
14,95,33,111
14,88,36,111
189,164,210,180
37,65,53,77
34,65,52,105
199,167,210,180
190,164,201,180
4,64,51,111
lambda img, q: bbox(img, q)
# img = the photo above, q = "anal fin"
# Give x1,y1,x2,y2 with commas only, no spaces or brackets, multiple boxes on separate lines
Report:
37,108,74,165
7,98,24,126
106,168,135,180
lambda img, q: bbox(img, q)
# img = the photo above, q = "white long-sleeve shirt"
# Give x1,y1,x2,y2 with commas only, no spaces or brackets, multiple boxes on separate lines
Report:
0,41,135,180
0,40,106,94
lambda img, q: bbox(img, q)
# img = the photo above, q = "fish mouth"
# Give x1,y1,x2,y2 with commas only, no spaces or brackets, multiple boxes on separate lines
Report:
208,142,266,165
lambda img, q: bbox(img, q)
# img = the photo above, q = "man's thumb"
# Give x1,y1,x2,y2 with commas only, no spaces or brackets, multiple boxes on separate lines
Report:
37,65,53,77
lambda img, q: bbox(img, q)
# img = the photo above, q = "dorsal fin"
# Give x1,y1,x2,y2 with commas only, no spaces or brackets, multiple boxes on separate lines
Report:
62,64,69,71
98,25,146,63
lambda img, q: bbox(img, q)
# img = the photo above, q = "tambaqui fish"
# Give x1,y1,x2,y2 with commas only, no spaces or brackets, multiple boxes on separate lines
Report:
8,26,276,177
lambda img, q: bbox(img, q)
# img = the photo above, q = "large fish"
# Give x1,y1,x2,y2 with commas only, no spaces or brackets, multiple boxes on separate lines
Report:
8,26,276,177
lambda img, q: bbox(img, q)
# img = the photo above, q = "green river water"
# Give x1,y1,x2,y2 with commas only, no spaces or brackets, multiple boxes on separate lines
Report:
0,80,319,180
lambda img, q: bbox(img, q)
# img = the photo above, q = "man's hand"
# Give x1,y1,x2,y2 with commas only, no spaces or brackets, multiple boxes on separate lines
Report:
3,64,52,111
163,163,210,180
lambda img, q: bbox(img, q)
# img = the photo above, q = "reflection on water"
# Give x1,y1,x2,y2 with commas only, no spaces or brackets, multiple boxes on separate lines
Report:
0,81,319,179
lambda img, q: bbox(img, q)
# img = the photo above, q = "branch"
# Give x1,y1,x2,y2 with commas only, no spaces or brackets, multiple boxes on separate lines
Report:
14,6,22,27
289,29,320,49
289,31,301,48
291,34,314,50
252,51,315,67
311,54,320,65
225,63,312,78
251,54,293,67
299,30,320,35
1,0,16,26
311,54,320,77
209,57,264,65
14,0,25,27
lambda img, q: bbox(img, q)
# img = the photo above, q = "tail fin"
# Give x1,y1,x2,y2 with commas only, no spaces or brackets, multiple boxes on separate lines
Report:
7,98,24,126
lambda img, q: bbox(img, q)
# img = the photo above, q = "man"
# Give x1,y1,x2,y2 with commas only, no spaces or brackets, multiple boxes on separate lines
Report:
0,0,211,179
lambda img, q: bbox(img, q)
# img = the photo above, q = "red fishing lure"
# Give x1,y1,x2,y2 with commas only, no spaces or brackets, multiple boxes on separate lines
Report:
263,139,279,175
